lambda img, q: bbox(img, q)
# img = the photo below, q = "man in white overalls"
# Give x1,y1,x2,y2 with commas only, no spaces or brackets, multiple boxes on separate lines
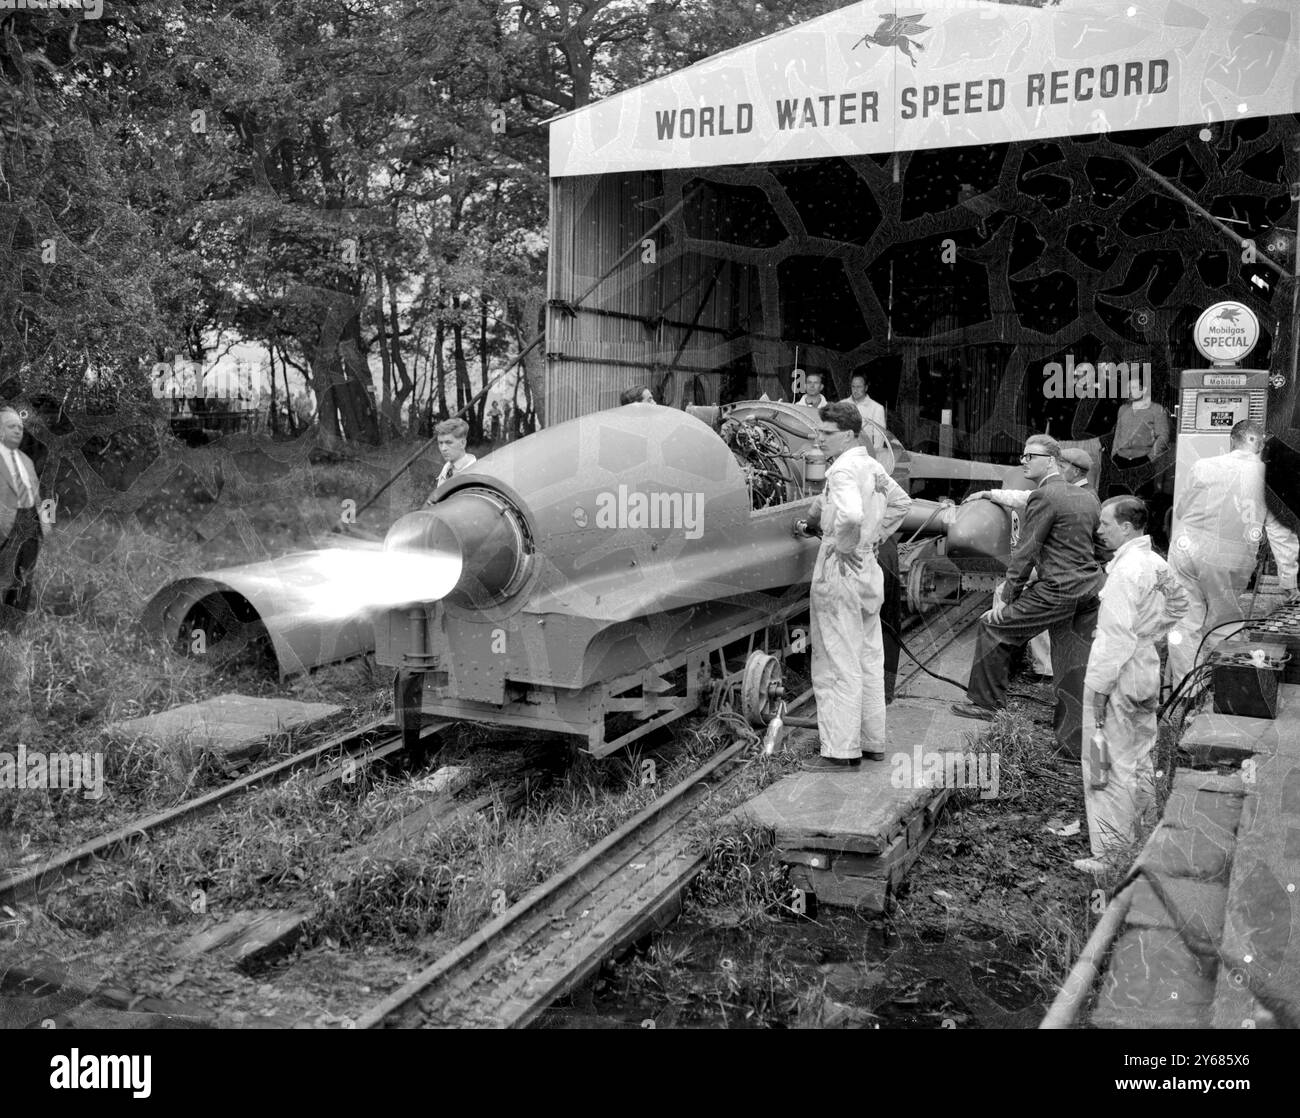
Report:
1167,420,1298,687
1077,496,1189,873
803,402,912,772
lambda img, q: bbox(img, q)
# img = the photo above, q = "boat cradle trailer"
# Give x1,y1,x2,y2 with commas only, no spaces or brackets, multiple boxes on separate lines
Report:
393,594,805,759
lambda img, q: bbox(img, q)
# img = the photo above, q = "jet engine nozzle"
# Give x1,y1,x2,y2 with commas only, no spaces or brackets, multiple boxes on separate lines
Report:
945,498,1012,559
384,486,533,608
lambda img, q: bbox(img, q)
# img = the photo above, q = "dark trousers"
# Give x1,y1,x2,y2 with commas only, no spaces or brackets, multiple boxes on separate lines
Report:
878,536,901,702
0,508,41,627
1109,455,1171,549
966,578,1101,758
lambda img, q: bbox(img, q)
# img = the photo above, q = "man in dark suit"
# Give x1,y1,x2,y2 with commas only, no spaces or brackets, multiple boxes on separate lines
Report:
0,406,47,629
952,434,1105,758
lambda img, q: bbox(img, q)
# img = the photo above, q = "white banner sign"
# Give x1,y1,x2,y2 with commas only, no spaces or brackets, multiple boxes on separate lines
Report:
550,0,1300,177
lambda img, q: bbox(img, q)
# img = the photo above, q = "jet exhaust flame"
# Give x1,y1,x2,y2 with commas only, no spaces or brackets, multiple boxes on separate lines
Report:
248,543,462,624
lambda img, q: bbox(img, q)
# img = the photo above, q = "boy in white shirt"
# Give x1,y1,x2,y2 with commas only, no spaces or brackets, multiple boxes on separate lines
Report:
424,418,477,505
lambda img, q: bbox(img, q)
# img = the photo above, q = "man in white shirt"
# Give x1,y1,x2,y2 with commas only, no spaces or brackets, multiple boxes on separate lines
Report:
1077,496,1189,873
800,401,912,771
843,373,887,453
1167,420,1300,686
0,406,47,627
423,418,477,506
795,372,829,410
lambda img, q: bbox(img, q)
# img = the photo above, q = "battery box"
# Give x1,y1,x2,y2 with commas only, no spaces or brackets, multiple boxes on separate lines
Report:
1210,638,1286,720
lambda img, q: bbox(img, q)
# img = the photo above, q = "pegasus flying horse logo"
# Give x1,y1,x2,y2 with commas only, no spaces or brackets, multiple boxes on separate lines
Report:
852,12,931,68
1216,307,1244,323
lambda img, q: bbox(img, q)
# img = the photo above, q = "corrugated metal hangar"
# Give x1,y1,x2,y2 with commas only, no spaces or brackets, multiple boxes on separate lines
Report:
544,0,1300,466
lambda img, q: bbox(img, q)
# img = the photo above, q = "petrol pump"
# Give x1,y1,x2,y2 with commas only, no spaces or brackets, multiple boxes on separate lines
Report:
1169,301,1270,546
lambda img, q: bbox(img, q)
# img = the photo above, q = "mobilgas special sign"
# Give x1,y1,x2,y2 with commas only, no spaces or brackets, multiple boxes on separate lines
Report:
550,0,1300,177
1194,301,1261,365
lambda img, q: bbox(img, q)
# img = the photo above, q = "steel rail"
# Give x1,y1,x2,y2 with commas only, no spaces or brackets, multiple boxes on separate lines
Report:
355,687,815,1030
0,717,449,906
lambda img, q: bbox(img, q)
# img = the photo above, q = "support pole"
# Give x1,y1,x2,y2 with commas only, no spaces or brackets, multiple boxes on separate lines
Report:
1288,142,1300,408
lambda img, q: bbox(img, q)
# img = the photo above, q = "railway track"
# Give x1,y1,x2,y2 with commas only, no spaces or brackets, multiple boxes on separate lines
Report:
3,598,987,1028
0,716,449,907
355,687,814,1030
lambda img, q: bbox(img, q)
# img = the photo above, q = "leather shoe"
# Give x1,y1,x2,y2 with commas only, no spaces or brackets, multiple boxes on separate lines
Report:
950,702,994,722
800,755,862,772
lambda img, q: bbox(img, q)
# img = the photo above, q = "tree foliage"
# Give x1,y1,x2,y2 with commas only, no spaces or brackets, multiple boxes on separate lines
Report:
2,0,879,439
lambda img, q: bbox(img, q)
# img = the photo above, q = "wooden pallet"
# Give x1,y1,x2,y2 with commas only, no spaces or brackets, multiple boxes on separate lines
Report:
782,790,950,913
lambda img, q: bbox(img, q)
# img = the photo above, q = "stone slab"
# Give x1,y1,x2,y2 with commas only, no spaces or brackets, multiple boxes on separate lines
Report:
1141,822,1234,883
1173,769,1246,796
1179,712,1279,765
1091,927,1216,1029
736,700,970,854
105,695,344,759
1126,877,1228,943
1161,779,1246,844
1177,676,1300,1029
1210,744,1300,1029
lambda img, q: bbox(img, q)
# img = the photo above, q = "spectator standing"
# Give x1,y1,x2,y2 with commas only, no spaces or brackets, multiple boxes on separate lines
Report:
0,407,47,630
795,371,829,409
843,373,887,453
1110,368,1171,473
801,402,912,771
423,418,477,506
1077,497,1189,873
1167,420,1299,686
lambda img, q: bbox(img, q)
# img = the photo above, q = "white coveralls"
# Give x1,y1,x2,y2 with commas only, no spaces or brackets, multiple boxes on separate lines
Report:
810,446,912,758
1167,449,1299,685
1082,536,1190,858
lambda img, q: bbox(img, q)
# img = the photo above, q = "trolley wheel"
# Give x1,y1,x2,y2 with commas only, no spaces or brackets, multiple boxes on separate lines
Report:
906,556,962,612
741,650,784,728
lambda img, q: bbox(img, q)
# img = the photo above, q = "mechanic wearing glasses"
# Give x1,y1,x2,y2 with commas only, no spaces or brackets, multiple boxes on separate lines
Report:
952,434,1105,759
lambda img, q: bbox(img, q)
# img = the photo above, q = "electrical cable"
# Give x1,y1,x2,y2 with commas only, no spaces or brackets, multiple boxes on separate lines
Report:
878,618,968,692
878,616,1054,705
1157,661,1216,722
1194,616,1252,667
